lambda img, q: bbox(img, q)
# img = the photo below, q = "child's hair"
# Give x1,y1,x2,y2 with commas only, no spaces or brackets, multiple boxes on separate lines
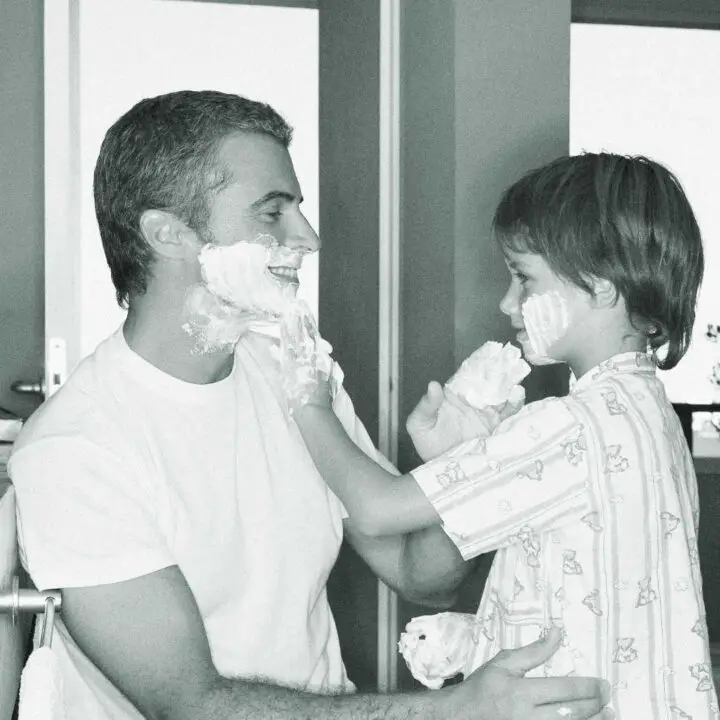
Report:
492,152,703,370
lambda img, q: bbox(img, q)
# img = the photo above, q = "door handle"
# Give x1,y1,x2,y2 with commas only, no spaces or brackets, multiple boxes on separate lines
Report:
10,381,44,397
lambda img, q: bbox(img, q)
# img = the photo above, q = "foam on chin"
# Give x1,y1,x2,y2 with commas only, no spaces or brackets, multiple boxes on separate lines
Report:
198,234,299,317
182,234,307,354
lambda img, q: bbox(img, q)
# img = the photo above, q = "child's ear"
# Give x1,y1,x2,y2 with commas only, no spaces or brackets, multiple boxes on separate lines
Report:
589,277,619,308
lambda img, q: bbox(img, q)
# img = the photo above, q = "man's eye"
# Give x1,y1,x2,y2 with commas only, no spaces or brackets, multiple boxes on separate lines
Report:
261,210,282,221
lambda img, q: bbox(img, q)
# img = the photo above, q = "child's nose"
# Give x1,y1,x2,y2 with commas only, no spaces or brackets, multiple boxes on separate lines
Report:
499,287,517,317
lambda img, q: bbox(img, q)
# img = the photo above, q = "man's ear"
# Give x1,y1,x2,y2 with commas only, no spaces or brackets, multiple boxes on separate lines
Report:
139,209,197,260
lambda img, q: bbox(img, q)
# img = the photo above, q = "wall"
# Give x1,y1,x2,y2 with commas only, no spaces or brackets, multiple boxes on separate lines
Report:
0,0,45,419
319,0,383,691
319,0,572,692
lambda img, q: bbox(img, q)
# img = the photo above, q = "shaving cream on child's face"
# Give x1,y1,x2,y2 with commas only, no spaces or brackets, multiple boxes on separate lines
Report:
520,290,570,365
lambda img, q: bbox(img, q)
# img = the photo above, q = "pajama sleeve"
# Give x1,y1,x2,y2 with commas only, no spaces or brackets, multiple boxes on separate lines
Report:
411,396,592,560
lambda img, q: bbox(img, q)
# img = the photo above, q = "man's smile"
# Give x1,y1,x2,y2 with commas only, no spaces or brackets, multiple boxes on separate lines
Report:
267,265,300,284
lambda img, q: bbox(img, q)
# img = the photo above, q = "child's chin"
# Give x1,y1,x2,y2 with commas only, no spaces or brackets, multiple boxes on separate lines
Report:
523,347,563,367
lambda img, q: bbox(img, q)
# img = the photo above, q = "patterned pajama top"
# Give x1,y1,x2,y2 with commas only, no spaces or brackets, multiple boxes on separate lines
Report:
412,352,718,719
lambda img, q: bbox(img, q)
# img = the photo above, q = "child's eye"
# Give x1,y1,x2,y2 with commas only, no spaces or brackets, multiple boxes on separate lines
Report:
510,270,529,285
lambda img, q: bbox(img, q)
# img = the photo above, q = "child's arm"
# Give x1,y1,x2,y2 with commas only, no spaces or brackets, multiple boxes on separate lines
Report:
294,403,441,537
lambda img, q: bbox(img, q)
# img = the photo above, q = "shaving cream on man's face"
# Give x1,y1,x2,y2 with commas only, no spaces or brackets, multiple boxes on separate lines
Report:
520,291,570,365
198,233,307,318
183,234,311,353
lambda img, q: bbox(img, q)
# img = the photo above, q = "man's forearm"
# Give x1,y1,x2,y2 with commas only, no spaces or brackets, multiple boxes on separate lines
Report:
182,677,450,720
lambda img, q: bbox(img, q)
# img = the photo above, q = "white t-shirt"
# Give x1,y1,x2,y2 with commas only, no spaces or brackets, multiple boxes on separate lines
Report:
9,328,378,718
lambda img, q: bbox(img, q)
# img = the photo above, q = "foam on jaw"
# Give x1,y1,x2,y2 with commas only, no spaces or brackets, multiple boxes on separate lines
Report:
182,233,310,354
181,285,259,354
198,234,302,318
521,290,570,364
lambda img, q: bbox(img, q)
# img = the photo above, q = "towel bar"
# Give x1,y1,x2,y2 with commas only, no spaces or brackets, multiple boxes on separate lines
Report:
0,575,62,625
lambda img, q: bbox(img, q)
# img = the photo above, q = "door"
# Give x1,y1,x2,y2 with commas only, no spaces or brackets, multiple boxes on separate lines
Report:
43,0,320,394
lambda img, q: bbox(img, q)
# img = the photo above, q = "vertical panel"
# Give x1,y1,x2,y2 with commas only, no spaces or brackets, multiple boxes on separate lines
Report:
376,0,402,693
453,0,571,404
397,1,457,476
396,0,572,690
319,0,382,692
0,0,45,418
395,2,458,691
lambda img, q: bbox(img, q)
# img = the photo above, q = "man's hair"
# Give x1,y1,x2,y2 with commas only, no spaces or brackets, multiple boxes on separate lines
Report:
94,90,293,307
492,152,703,370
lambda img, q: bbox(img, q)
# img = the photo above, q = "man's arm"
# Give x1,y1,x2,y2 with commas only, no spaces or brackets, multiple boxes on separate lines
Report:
344,519,479,609
61,566,611,720
62,565,445,720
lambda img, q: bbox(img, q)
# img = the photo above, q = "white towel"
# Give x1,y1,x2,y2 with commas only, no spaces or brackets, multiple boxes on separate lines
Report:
1,485,29,719
18,646,67,720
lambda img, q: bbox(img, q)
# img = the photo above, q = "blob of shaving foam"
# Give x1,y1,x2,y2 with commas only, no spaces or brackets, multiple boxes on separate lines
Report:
198,235,301,318
445,341,530,409
521,290,570,363
398,612,479,690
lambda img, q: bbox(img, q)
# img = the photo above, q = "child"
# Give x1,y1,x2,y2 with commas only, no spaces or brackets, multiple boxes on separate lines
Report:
287,153,718,717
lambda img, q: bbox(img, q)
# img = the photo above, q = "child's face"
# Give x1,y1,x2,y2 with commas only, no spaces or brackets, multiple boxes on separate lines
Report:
500,248,592,367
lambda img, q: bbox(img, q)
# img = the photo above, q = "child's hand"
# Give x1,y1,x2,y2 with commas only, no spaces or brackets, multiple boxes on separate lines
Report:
278,302,335,414
407,382,504,462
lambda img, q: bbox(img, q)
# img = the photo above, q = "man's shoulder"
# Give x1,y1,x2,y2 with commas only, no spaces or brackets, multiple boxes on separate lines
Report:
13,334,127,455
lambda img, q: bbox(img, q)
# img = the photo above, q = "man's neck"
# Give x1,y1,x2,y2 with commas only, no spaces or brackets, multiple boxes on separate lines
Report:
123,303,235,385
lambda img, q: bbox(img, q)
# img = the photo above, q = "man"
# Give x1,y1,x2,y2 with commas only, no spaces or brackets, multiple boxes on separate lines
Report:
9,91,611,719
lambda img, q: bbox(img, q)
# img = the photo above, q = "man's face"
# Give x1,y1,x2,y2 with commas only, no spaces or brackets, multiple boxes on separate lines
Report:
194,132,320,316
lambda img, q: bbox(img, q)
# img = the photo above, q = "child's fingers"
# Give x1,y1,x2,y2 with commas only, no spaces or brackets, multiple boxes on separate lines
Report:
424,381,445,407
406,381,444,433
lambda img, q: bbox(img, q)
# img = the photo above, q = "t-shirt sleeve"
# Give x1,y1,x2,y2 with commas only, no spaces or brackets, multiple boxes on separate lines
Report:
410,396,592,560
9,437,175,591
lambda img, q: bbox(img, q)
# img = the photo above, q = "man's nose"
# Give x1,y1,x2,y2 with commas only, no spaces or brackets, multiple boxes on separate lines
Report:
286,217,321,254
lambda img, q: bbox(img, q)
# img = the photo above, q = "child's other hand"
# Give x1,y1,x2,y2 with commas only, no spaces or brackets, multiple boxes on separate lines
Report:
495,385,526,422
407,383,502,462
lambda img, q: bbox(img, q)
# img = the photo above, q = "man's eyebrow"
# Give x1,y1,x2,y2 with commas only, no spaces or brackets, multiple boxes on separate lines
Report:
250,191,301,209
